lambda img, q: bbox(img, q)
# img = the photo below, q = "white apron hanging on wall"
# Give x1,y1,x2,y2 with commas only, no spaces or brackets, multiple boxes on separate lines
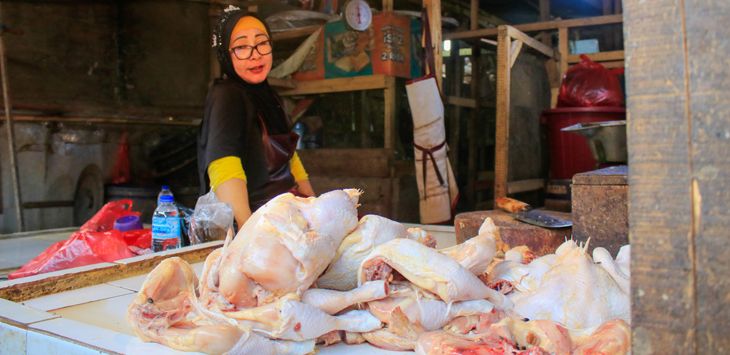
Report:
406,76,458,224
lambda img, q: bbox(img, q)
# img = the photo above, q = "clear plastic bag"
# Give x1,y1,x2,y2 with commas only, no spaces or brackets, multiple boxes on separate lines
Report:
190,191,234,244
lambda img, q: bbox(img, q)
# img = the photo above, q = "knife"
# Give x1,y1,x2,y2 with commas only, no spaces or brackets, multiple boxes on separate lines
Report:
495,197,572,229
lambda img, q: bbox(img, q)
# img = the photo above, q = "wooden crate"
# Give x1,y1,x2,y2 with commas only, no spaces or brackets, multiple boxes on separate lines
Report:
298,148,418,221
571,165,628,256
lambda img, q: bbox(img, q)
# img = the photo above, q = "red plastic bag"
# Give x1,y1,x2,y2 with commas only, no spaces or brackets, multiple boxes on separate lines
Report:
122,229,152,249
8,230,135,279
557,54,624,107
110,132,131,185
8,200,150,280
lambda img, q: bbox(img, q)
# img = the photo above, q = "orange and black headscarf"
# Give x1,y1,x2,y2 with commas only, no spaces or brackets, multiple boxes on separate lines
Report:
212,6,273,82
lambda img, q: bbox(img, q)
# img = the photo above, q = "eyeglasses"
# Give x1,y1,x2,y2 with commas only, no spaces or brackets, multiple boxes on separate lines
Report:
229,40,272,60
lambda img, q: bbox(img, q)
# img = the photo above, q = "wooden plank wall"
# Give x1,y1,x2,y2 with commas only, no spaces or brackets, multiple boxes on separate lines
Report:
624,1,730,353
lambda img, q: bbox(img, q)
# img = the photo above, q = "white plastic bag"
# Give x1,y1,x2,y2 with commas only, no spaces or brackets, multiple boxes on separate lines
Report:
190,191,233,244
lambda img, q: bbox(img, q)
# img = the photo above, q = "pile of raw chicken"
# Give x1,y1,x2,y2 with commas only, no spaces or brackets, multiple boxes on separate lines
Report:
127,189,630,354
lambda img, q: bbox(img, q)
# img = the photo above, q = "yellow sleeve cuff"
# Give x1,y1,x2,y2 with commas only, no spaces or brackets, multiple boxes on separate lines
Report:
290,152,309,182
208,156,247,192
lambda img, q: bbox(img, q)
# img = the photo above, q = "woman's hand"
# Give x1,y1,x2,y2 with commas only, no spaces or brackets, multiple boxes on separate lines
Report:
214,178,252,230
297,179,316,197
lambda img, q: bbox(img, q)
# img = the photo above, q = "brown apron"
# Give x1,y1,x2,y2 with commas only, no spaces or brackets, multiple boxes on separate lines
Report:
248,114,300,211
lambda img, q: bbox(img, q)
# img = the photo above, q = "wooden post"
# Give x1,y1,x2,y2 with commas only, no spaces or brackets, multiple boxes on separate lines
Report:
602,0,612,15
470,0,478,30
509,40,523,68
0,6,24,232
558,27,569,77
447,41,462,179
383,76,397,150
493,25,511,201
625,0,730,353
538,0,551,45
423,0,442,89
466,0,479,208
382,0,393,12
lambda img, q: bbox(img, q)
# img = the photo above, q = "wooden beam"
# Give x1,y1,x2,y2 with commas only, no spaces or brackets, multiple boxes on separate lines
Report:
446,96,496,109
406,0,507,27
507,179,545,194
599,60,625,69
444,14,623,41
558,27,569,75
567,50,624,63
602,0,612,14
9,115,200,126
383,76,397,150
268,77,297,89
470,0,478,30
506,25,557,59
509,40,523,68
382,0,393,11
271,25,320,41
297,149,392,177
493,26,511,201
424,0,443,90
279,75,389,96
467,0,479,209
538,0,551,45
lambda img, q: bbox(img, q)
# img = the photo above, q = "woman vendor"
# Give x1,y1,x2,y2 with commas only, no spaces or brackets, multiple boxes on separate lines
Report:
198,7,315,229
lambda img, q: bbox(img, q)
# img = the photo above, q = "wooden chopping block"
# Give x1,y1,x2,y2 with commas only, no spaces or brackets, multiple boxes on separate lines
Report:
454,210,572,256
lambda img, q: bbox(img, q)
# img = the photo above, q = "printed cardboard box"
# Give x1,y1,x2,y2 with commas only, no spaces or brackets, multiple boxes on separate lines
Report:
292,29,325,81
293,14,422,80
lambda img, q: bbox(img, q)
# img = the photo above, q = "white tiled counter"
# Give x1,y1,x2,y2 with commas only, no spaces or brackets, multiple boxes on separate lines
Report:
0,224,455,354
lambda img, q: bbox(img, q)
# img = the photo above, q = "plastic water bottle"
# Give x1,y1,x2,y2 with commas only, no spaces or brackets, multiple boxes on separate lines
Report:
152,193,181,252
292,121,307,150
157,185,174,204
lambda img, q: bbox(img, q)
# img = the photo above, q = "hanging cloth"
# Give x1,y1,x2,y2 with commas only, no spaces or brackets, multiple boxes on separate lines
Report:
406,10,458,224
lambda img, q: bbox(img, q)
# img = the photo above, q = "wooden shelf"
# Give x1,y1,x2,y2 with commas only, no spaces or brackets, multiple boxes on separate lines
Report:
446,96,495,109
278,75,394,96
277,75,398,150
271,25,321,41
568,50,624,63
444,14,623,41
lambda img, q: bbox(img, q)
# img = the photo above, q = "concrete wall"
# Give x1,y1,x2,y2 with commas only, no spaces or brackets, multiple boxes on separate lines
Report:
2,1,211,112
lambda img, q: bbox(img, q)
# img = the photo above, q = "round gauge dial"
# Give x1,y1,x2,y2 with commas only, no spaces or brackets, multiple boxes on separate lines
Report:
345,0,372,31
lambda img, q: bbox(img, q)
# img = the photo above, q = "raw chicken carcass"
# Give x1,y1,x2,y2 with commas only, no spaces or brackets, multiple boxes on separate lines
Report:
316,215,410,291
205,189,360,309
489,317,573,355
127,257,314,355
317,215,433,291
572,319,630,355
223,293,383,341
507,240,630,333
359,237,511,308
439,217,498,274
367,282,495,332
414,330,549,355
301,280,389,314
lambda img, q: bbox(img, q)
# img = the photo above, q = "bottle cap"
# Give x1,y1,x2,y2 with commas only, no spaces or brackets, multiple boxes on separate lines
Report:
161,185,170,190
114,215,142,232
160,195,174,203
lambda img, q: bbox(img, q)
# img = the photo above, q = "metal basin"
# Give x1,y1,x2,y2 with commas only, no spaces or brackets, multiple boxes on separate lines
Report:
561,120,627,165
